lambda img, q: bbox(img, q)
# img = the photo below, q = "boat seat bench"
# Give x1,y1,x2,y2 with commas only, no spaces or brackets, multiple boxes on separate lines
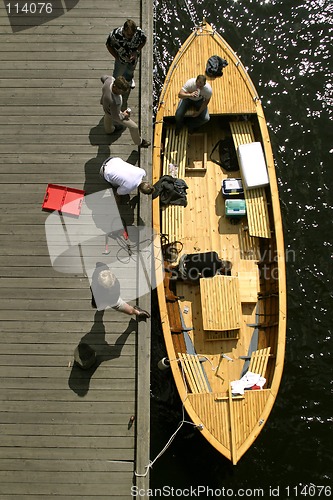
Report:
164,267,183,334
178,353,212,393
161,126,188,243
229,121,271,239
248,347,271,377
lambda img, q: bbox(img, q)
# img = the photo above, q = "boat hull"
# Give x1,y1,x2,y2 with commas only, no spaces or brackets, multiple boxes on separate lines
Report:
153,22,286,464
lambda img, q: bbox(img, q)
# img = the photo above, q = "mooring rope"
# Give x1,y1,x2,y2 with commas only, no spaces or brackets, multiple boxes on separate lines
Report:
133,353,221,477
134,361,199,478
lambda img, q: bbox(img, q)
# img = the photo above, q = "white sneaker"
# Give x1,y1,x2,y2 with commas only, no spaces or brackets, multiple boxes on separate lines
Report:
130,79,135,89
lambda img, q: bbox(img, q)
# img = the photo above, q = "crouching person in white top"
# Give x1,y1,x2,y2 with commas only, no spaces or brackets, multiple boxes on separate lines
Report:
91,263,150,320
100,157,154,196
100,75,150,148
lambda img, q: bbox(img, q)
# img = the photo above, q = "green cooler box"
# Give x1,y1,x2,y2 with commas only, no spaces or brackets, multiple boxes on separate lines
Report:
225,199,246,218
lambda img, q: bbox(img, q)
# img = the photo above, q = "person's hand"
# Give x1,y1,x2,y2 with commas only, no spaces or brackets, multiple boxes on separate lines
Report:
191,89,200,98
122,110,130,120
129,50,137,62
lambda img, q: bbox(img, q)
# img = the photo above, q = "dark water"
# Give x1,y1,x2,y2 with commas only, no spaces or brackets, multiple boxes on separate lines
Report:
150,1,332,497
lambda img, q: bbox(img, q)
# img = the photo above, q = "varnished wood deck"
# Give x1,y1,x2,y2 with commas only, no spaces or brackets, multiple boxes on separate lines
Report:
0,1,152,498
153,23,287,465
160,27,258,116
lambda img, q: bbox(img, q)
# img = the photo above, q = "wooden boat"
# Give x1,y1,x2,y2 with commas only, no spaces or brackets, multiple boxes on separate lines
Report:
152,21,286,464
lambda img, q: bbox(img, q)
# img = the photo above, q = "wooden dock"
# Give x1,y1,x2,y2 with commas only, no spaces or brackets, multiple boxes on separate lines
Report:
0,1,152,498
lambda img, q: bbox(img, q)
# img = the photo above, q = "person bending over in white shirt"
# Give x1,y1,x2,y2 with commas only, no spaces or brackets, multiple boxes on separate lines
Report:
99,157,154,196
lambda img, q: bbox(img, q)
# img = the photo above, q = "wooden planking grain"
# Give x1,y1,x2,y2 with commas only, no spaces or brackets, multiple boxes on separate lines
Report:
0,341,134,354
0,105,102,116
0,412,135,426
0,497,126,500
0,321,136,334
0,300,132,312
0,423,133,437
1,288,92,303
0,36,107,45
0,458,133,472
0,470,133,483
0,0,151,496
0,124,119,135
0,377,135,391
0,483,132,496
0,288,90,298
0,388,133,402
0,115,108,125
0,134,124,145
0,446,134,461
0,366,135,379
0,355,135,368
0,400,135,414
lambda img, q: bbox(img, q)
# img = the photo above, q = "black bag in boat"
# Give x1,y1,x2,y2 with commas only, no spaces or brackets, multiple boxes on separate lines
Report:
178,251,232,282
206,55,228,77
152,175,188,207
210,137,239,172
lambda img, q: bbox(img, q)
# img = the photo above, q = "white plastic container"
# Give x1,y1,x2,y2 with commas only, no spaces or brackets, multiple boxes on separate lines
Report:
237,142,269,189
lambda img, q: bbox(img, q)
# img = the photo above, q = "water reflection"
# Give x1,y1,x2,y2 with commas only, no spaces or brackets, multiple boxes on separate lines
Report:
152,0,332,489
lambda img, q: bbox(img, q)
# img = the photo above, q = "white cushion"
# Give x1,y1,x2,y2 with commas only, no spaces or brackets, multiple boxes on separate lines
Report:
237,142,269,189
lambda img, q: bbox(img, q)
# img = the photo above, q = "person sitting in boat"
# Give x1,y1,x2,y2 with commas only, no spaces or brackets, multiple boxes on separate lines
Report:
99,156,155,197
175,75,212,135
100,74,150,148
91,262,150,320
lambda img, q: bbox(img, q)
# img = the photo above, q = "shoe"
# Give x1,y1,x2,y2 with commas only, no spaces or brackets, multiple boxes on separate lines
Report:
134,305,150,319
130,79,135,89
139,139,151,148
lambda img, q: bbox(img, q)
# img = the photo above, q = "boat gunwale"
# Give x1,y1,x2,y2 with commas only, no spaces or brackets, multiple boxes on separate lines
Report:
152,21,287,465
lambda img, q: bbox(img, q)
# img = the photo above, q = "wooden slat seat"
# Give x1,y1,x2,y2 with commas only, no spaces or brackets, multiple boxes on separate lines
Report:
172,331,187,355
178,353,211,393
200,275,241,331
248,347,271,377
161,126,188,243
237,270,259,303
166,301,183,333
229,121,271,239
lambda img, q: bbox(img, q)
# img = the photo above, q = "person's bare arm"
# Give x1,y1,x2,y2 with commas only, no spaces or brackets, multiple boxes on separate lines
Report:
178,88,200,99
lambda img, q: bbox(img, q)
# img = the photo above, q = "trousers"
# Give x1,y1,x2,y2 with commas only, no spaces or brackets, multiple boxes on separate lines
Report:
175,98,210,132
103,113,141,145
